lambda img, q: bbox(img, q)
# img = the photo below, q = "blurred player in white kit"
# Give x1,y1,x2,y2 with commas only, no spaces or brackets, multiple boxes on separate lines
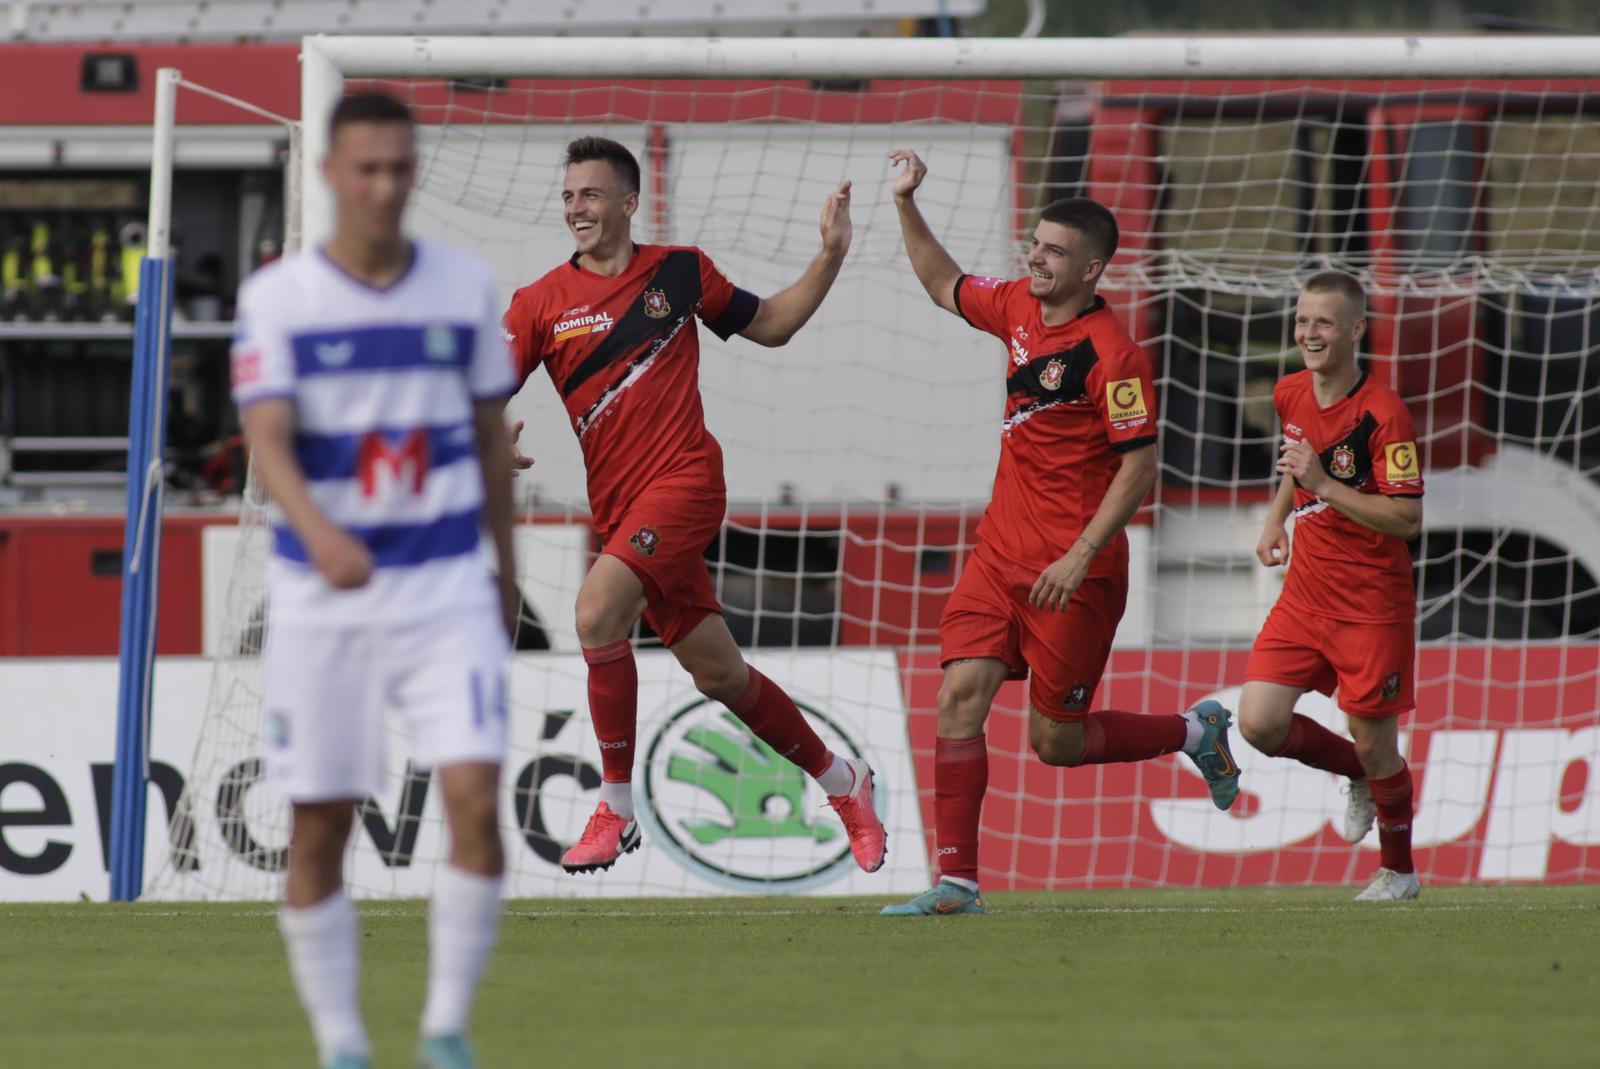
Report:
231,91,518,1069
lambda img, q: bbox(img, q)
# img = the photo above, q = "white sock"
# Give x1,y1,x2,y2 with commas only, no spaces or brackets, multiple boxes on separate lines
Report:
942,875,980,893
814,753,856,796
1181,710,1205,755
421,865,504,1039
278,890,370,1063
599,779,635,820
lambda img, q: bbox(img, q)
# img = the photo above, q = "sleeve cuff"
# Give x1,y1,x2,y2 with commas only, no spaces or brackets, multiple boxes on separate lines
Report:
706,287,761,340
234,389,295,408
952,274,974,327
1110,434,1158,455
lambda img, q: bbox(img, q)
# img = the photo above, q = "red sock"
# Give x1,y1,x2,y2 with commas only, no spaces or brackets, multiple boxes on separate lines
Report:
1079,711,1186,764
729,666,830,778
934,734,987,883
584,639,637,783
1270,714,1366,780
1368,764,1415,874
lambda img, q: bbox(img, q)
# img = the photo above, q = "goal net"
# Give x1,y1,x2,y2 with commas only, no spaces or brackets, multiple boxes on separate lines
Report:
149,36,1600,900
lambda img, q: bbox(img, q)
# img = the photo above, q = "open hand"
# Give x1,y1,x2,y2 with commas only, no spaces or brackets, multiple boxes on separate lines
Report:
889,149,927,200
509,419,535,478
1029,544,1093,611
820,180,853,256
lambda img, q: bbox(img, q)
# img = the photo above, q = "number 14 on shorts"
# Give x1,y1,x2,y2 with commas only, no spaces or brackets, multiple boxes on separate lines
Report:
470,670,507,727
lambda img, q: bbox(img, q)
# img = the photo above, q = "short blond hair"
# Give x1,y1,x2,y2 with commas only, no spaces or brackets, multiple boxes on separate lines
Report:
1301,270,1367,320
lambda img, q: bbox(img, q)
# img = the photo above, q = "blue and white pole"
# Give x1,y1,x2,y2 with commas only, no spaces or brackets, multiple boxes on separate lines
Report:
110,67,180,902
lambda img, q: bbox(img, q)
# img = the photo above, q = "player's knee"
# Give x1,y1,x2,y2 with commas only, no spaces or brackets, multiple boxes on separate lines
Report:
1237,709,1281,754
289,807,353,866
457,790,500,838
693,660,749,704
1028,723,1085,767
935,681,987,735
574,598,627,648
1351,731,1401,776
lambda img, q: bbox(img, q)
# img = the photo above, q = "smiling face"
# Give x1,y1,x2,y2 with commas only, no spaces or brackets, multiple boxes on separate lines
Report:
1025,220,1106,305
563,158,637,260
1294,287,1366,376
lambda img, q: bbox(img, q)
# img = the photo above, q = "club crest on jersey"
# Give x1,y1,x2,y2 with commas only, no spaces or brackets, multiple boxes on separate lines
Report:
643,288,671,319
1382,671,1402,701
424,323,457,361
1064,683,1092,711
1040,358,1066,391
1331,445,1356,479
630,525,661,557
315,340,354,367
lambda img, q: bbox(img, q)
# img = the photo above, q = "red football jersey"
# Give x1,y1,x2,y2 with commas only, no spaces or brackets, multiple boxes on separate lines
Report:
1275,369,1424,623
954,276,1159,577
503,245,758,526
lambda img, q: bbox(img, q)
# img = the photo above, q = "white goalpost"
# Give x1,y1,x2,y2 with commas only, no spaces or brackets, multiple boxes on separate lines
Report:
144,35,1600,900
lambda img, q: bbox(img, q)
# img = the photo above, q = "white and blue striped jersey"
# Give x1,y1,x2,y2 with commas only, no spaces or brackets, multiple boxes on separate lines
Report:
230,240,515,624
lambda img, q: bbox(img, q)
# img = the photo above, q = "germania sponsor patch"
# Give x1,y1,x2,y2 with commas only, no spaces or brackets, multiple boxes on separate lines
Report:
1386,441,1420,481
1106,378,1149,424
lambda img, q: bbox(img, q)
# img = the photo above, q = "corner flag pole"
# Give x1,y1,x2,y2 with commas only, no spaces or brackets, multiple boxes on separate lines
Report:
110,66,180,902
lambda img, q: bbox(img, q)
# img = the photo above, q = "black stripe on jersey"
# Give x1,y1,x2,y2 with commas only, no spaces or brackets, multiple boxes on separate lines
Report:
560,249,704,399
705,287,759,340
1308,411,1379,490
1006,339,1098,402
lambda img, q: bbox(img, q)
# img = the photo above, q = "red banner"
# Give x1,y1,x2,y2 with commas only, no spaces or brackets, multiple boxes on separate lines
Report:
898,647,1600,888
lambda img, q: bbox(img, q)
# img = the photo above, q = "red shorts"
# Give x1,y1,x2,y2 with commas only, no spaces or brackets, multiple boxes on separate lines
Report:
599,481,725,648
1244,604,1415,719
939,547,1128,722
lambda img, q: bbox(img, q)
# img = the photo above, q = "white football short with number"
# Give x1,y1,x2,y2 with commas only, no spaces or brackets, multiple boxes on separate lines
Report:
262,606,509,802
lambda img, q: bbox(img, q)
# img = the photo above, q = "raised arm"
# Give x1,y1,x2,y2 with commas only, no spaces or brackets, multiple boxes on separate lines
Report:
739,181,852,347
889,149,964,316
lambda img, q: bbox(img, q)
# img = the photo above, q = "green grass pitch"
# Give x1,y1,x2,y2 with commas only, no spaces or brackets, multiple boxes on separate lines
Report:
2,887,1597,1068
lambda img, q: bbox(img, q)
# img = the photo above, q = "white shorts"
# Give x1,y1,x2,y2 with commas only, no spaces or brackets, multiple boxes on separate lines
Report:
261,606,509,802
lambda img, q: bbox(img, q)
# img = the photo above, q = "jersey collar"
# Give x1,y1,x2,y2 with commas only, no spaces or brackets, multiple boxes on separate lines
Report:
316,240,418,294
1039,294,1107,326
568,243,642,274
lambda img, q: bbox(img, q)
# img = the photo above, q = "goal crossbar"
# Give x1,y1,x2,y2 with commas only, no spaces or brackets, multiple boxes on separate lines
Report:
306,33,1600,81
298,33,1600,247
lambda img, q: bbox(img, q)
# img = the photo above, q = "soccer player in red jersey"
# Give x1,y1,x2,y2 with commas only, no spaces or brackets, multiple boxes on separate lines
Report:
879,149,1241,917
501,137,885,875
1237,271,1424,901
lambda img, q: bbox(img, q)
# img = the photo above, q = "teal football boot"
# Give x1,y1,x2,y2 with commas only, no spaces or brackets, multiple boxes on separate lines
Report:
1184,700,1241,810
880,879,986,916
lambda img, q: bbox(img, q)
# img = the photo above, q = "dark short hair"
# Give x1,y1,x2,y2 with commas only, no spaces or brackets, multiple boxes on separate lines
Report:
329,91,414,143
564,136,641,194
1038,197,1119,261
1301,270,1367,317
